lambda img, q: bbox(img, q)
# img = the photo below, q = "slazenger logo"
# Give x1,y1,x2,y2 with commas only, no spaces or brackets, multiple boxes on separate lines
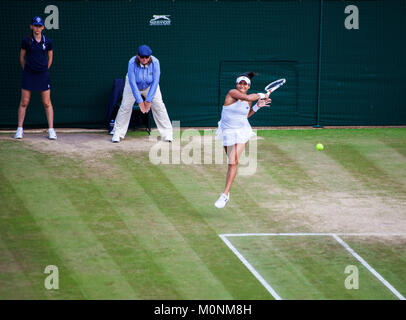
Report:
149,15,171,26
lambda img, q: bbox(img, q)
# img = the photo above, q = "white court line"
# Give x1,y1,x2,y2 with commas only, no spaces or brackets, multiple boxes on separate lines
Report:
222,232,406,237
332,234,406,300
219,234,282,300
219,233,406,300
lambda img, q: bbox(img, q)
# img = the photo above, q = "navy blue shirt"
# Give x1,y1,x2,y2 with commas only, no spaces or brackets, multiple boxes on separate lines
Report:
21,35,53,72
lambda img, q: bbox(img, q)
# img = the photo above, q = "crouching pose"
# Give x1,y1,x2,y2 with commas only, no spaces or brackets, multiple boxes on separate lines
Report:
112,45,173,143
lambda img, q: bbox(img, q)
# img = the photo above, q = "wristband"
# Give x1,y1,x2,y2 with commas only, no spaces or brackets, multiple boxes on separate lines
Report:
252,104,259,112
257,93,266,100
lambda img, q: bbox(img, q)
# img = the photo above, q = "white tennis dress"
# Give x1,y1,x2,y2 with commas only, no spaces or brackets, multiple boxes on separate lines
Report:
216,99,256,146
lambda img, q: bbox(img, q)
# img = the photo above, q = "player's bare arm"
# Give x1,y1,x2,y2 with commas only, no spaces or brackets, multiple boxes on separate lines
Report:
226,89,267,105
48,50,53,69
20,49,26,69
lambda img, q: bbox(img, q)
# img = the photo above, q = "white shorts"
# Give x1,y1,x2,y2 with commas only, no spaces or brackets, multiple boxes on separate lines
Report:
216,121,256,146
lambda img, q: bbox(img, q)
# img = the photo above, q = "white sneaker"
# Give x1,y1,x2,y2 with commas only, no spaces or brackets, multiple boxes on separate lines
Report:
112,132,120,143
14,127,23,139
163,134,173,142
48,128,57,140
214,193,229,208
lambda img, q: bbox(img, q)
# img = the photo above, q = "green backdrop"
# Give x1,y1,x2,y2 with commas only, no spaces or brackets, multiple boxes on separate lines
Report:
0,0,405,128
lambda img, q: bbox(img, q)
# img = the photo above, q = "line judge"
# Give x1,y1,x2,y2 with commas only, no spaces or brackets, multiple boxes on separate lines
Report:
112,45,173,143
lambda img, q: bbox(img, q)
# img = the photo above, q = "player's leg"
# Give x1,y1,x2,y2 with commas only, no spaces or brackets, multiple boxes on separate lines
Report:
224,142,246,195
112,75,136,142
15,89,31,139
215,142,246,208
41,89,57,140
149,86,173,141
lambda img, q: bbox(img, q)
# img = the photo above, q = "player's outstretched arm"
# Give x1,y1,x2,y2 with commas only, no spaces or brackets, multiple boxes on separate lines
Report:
228,89,270,102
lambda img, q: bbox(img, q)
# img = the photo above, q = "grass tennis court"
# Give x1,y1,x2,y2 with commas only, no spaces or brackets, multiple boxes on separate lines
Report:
0,128,405,299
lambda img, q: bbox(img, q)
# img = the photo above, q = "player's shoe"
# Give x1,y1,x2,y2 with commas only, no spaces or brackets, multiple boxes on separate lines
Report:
163,134,173,142
214,193,229,208
14,127,23,139
112,132,120,143
48,128,57,140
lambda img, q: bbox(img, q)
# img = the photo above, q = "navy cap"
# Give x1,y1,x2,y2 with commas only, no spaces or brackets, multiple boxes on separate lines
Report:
137,45,152,57
32,16,44,26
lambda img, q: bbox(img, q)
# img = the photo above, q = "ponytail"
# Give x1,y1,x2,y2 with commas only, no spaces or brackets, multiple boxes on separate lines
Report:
242,71,258,80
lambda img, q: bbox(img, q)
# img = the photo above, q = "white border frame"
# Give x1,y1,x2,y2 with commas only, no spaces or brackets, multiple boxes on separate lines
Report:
219,233,406,300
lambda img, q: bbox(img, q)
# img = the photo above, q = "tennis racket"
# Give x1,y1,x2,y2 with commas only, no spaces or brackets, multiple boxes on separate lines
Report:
265,78,286,93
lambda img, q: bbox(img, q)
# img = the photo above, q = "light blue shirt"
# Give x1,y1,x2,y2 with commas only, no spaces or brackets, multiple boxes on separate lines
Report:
128,55,161,104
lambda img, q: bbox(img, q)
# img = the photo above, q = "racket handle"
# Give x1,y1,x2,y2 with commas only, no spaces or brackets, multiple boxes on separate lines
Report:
267,86,280,93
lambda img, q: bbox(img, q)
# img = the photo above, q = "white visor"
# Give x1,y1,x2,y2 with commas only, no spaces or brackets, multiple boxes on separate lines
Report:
236,76,251,85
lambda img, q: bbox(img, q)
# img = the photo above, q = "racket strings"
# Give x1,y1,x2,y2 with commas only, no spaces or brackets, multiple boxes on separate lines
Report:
265,78,286,92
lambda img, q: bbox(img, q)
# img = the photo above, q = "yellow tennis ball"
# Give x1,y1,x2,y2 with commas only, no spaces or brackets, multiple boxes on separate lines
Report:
316,143,324,151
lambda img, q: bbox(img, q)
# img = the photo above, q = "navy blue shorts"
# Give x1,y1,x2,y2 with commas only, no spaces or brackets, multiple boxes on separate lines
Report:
22,67,50,91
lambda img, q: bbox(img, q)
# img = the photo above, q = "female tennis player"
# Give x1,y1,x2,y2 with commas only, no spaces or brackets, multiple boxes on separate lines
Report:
14,16,56,140
214,72,271,208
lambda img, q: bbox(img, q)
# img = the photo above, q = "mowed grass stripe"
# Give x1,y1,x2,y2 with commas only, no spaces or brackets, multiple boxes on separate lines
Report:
158,135,302,233
326,144,406,197
255,135,405,234
386,142,406,158
90,157,234,299
230,236,325,299
164,160,285,234
259,141,316,191
191,162,267,225
0,170,84,299
231,236,397,300
0,144,139,299
2,128,404,299
341,236,406,297
268,139,362,193
365,142,406,188
0,237,37,299
257,129,406,194
119,155,271,299
0,236,27,289
41,157,182,300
